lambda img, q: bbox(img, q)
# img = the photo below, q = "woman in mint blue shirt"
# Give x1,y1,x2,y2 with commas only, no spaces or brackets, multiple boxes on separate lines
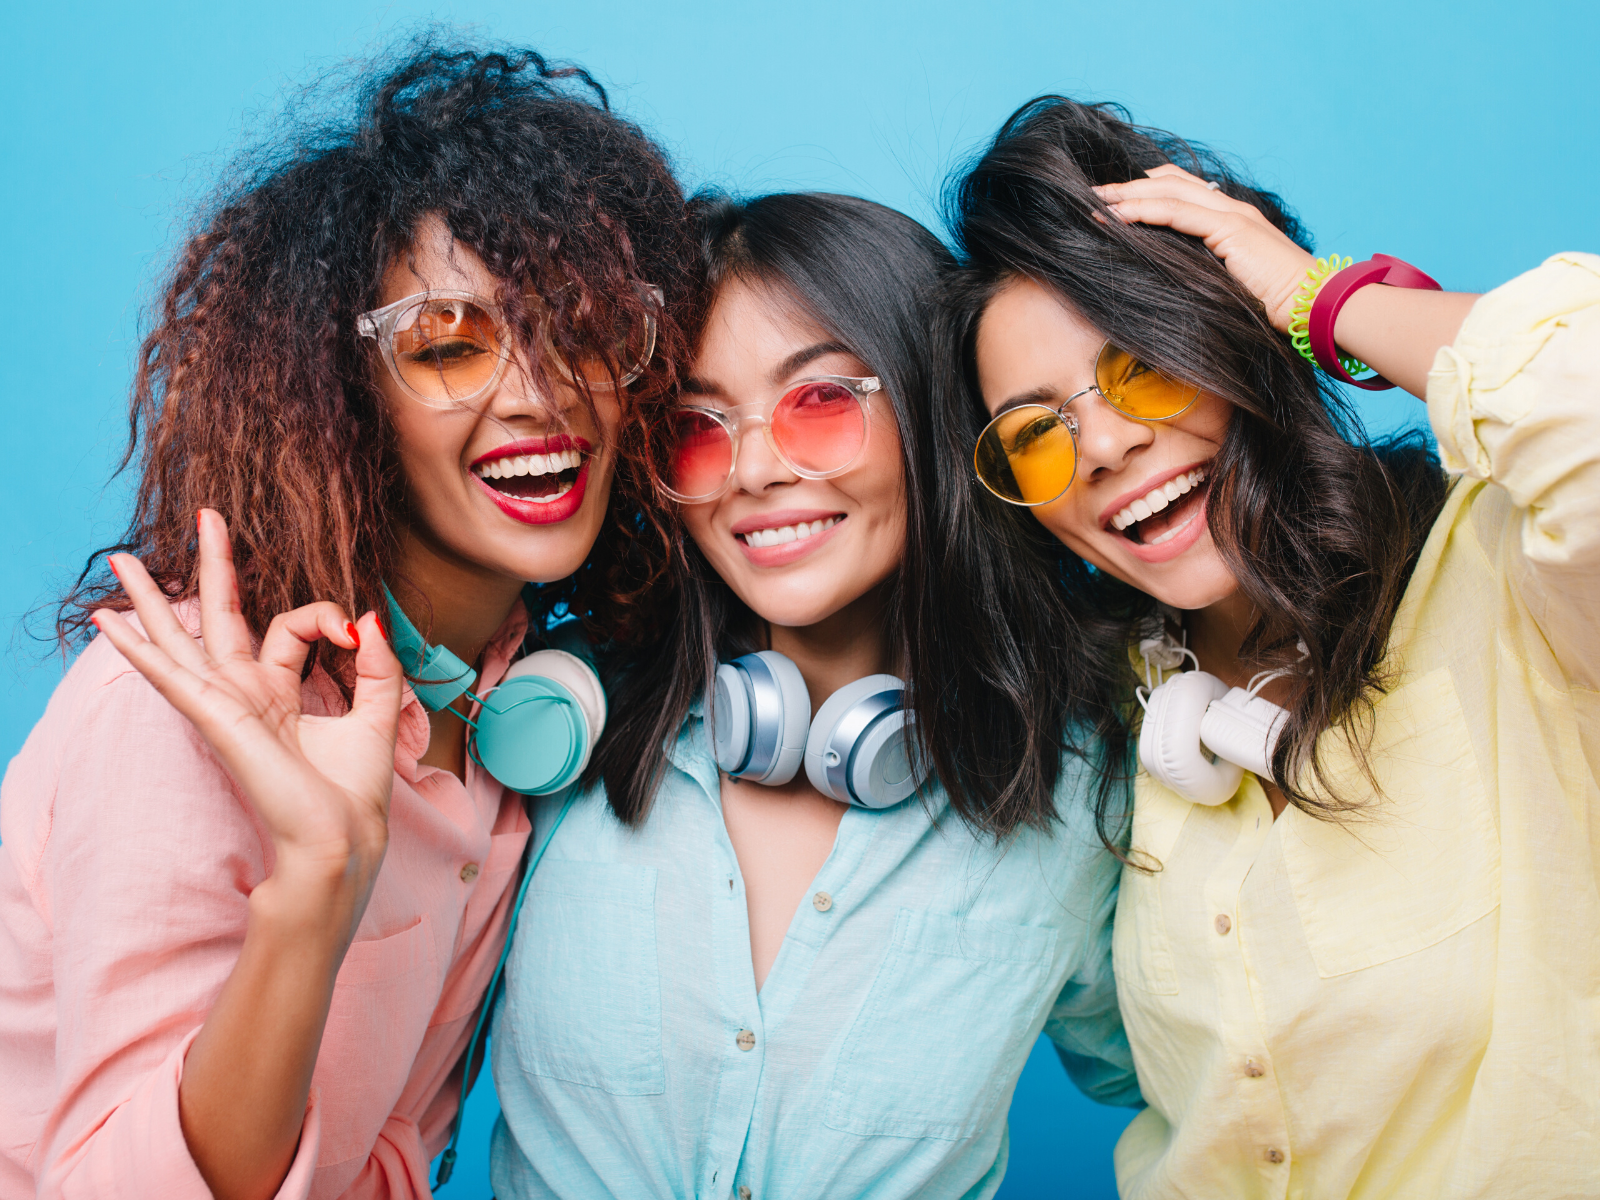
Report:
490,192,1140,1199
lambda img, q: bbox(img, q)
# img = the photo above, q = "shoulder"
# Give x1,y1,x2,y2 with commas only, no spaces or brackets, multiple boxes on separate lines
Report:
1,614,263,904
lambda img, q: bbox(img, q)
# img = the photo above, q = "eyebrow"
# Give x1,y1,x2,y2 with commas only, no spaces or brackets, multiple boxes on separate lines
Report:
992,385,1059,417
680,340,855,401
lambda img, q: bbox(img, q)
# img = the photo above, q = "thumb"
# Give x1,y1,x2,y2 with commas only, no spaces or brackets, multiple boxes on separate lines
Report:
347,610,404,745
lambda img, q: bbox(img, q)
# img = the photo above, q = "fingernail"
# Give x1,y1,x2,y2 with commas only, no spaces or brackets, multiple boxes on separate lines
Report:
108,557,121,580
91,613,104,632
345,622,361,649
373,615,388,643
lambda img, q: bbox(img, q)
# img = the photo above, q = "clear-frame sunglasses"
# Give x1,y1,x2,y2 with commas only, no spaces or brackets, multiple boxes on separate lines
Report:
357,283,662,408
973,342,1201,506
664,375,882,503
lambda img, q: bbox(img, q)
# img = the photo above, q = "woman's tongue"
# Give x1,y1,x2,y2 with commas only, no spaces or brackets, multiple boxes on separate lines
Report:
1128,483,1203,544
493,471,567,500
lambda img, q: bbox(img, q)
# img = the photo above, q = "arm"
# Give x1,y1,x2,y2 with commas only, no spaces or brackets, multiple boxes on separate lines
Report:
82,511,402,1200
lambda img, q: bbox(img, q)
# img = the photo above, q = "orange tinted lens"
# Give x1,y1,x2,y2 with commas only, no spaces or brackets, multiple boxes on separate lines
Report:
974,405,1077,505
668,410,734,500
770,382,866,475
553,304,657,388
1095,344,1197,420
391,299,506,404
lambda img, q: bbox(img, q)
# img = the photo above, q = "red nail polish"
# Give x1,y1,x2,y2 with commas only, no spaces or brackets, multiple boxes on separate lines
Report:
345,622,361,648
374,615,388,643
108,558,120,581
91,613,104,632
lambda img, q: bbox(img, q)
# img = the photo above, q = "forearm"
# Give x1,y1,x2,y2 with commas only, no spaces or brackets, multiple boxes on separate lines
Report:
1330,284,1480,400
178,866,369,1200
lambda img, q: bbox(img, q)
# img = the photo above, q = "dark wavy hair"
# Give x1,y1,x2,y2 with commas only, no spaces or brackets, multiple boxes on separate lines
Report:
56,40,702,667
592,191,1072,836
939,97,1448,839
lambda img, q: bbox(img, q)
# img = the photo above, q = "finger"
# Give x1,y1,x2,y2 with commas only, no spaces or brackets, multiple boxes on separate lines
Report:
196,508,253,664
1145,162,1210,186
345,611,404,747
1103,194,1254,241
259,601,362,682
1097,175,1242,216
108,552,211,674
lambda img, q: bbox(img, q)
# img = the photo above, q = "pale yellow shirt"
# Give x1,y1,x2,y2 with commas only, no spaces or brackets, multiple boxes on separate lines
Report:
1113,253,1600,1199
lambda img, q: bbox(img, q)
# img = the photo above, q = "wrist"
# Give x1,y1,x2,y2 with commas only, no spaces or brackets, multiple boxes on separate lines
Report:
252,841,386,943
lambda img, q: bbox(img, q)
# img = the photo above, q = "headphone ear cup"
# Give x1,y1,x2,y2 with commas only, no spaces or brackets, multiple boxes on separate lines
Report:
713,651,810,785
1138,670,1242,806
804,674,925,808
1199,687,1289,782
474,650,608,796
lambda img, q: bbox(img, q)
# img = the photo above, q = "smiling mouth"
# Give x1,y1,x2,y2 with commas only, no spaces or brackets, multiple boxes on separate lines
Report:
472,448,586,505
1108,466,1209,546
736,515,843,549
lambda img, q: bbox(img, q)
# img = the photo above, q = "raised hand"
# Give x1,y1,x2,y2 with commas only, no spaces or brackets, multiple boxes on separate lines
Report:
92,509,403,936
1096,164,1315,332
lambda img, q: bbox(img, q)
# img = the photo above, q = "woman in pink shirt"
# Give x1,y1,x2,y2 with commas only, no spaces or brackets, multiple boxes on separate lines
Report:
0,43,697,1200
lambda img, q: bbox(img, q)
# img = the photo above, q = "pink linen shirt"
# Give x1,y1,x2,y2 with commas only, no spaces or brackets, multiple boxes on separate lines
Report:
0,602,532,1200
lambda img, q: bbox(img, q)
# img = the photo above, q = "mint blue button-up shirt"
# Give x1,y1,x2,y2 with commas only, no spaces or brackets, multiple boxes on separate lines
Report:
489,703,1138,1200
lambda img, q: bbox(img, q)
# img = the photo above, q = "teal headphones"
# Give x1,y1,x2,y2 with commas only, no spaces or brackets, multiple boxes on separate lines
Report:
381,585,606,795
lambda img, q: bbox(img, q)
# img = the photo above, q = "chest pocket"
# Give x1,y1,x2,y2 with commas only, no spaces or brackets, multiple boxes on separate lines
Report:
1281,666,1501,977
1112,783,1191,997
500,858,664,1095
823,909,1058,1142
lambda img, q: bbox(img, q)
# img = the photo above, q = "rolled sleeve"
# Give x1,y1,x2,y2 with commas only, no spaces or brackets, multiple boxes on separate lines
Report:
43,1027,321,1200
1427,251,1600,681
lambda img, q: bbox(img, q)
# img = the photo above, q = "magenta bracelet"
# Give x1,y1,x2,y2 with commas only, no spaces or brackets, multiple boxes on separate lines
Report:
1306,254,1442,390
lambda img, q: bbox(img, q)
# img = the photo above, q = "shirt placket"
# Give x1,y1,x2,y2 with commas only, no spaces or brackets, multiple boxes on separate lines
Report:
668,729,768,1200
1204,782,1294,1195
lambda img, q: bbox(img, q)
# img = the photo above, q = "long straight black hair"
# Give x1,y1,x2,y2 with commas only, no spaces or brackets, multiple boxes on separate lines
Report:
938,98,1448,838
592,191,1084,836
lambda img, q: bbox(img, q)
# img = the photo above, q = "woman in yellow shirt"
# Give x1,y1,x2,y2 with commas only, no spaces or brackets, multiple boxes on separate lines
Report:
937,96,1599,1197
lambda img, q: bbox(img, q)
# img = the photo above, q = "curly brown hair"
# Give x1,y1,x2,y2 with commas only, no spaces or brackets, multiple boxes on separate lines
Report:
58,39,703,670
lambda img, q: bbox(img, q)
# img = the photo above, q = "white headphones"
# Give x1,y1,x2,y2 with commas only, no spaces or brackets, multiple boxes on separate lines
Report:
710,650,925,809
1135,615,1298,806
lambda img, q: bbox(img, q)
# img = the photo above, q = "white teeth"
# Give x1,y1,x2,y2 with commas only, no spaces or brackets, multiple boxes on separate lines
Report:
739,515,841,549
474,448,584,480
1110,467,1207,532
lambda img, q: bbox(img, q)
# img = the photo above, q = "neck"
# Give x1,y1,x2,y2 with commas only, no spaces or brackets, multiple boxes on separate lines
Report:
393,525,524,673
766,585,896,715
1183,588,1260,692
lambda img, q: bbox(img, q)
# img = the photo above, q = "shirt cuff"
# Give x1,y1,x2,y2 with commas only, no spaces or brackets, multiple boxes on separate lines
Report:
44,1027,322,1200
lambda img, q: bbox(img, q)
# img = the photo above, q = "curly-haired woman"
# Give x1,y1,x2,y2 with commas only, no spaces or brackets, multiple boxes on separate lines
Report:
0,44,698,1200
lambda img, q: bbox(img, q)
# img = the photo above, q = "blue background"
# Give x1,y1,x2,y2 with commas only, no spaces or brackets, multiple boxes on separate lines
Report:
4,2,1597,1196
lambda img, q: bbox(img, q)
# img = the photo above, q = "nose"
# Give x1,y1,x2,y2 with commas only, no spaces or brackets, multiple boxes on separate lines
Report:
1072,389,1155,481
485,349,575,423
729,415,799,496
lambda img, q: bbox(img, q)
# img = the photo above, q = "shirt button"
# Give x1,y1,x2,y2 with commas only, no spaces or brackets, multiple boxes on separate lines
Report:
1245,1057,1265,1078
1265,1147,1285,1164
735,1029,756,1051
738,1188,752,1200
812,891,833,912
1214,913,1232,936
459,862,480,882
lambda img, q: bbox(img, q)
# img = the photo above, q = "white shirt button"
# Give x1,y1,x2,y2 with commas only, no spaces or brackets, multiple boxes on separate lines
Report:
1265,1146,1285,1164
459,862,480,882
735,1029,756,1051
1214,913,1232,936
813,891,833,912
1245,1057,1265,1078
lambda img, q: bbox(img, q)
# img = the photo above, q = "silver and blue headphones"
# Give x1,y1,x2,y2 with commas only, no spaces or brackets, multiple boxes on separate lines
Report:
710,650,925,809
382,585,606,795
1134,613,1299,805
